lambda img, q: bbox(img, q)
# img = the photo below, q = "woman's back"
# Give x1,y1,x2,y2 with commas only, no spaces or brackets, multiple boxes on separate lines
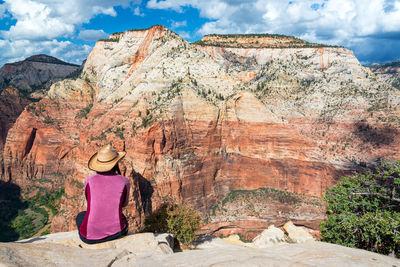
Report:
79,173,130,240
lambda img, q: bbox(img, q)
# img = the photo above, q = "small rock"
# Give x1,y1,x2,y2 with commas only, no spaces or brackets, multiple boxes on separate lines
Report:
155,233,174,254
252,225,285,248
283,221,315,243
110,232,174,255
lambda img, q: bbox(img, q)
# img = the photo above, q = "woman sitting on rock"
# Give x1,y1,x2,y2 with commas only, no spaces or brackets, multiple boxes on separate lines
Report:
76,144,130,244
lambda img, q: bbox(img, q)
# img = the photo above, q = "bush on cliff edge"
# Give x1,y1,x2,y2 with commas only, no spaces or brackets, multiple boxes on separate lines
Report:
320,161,400,257
144,201,201,246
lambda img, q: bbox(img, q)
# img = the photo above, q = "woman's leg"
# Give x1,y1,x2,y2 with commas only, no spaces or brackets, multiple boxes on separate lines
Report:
80,223,129,244
75,211,86,229
76,212,128,244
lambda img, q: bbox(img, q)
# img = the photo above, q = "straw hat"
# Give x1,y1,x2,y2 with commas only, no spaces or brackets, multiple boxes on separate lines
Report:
88,144,126,172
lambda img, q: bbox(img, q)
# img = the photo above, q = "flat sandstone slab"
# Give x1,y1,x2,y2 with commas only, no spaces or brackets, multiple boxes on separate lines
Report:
1,232,399,266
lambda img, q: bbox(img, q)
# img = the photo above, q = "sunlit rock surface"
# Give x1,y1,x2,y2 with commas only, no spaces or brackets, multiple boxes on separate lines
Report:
0,231,399,266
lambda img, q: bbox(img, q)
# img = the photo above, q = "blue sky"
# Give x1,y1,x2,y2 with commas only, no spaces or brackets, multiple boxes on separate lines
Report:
0,0,399,67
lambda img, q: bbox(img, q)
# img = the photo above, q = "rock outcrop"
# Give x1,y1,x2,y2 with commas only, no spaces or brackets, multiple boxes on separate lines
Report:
0,231,174,266
2,25,400,235
283,221,315,244
251,225,285,248
1,231,399,266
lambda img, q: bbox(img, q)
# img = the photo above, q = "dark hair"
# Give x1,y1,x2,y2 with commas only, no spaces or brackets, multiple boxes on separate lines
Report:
97,163,121,175
111,164,122,175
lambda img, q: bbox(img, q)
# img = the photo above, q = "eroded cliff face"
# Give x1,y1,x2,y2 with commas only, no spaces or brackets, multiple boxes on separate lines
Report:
0,87,32,178
0,55,82,188
3,25,400,234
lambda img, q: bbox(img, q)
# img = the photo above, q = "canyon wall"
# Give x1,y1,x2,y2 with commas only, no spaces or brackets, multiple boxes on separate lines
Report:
0,55,80,189
2,25,400,234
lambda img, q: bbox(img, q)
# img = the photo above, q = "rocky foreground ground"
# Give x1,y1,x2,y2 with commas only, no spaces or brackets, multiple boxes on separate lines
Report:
1,223,399,267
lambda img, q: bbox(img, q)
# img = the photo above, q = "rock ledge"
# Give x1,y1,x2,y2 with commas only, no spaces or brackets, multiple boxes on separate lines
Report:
1,231,399,266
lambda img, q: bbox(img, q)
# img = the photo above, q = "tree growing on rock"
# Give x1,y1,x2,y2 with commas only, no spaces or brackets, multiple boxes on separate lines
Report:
144,201,201,246
320,161,400,257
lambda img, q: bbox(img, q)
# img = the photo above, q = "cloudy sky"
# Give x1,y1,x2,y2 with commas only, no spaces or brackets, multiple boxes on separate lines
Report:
0,0,399,67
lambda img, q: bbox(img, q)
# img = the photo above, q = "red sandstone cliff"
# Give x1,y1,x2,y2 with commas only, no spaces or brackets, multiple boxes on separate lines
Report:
0,55,82,187
2,26,400,235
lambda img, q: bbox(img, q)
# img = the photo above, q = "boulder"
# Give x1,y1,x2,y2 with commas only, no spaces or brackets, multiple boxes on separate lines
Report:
252,225,285,248
283,221,315,243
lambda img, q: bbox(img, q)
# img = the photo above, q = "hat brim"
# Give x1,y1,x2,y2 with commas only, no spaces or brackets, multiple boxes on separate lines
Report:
88,151,126,172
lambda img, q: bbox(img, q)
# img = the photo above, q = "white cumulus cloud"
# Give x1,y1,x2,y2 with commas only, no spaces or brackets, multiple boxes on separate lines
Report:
0,39,91,66
0,0,139,66
171,20,187,29
78,29,109,42
133,6,145,16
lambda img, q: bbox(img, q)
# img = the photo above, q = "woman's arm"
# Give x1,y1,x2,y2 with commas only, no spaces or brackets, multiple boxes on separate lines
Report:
122,177,130,207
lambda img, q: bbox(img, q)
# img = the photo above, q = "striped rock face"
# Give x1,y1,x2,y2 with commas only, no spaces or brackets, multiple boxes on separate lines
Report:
2,25,400,234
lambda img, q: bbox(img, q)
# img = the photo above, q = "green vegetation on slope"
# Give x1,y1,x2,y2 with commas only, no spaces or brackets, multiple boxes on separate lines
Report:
209,187,320,219
320,161,400,257
0,186,64,241
0,182,26,241
75,103,93,119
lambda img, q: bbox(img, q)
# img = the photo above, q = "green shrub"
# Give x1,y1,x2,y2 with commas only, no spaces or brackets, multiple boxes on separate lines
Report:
43,115,56,125
141,114,154,128
75,104,93,119
320,161,400,257
114,126,125,140
144,202,201,245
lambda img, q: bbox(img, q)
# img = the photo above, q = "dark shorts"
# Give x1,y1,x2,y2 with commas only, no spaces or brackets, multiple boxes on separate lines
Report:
75,211,128,244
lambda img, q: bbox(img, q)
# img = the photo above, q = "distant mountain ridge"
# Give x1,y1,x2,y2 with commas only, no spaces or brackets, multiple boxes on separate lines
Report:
0,54,80,93
367,61,400,91
367,60,400,74
8,54,80,67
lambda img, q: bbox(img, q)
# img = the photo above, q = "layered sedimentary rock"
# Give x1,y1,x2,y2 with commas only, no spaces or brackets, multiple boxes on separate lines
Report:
2,25,400,234
0,87,32,177
0,54,80,93
0,55,81,187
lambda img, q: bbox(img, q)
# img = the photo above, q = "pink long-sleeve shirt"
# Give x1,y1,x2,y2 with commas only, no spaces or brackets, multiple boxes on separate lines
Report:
79,173,130,240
